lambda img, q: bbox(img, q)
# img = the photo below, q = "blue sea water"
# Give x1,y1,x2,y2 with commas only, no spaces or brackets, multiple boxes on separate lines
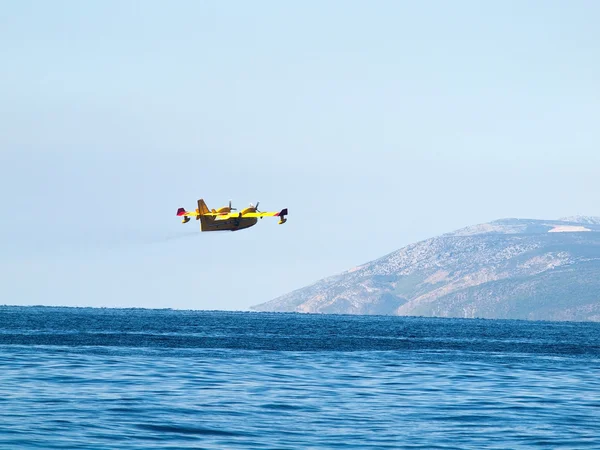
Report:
0,306,599,449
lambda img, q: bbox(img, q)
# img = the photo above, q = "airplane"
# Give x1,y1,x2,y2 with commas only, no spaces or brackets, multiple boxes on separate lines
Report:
176,198,288,232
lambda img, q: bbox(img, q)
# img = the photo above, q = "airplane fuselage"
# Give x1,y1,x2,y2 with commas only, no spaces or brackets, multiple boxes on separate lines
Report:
200,215,258,232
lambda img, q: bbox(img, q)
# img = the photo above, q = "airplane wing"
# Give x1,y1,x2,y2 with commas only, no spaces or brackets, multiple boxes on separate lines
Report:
236,211,281,218
202,212,232,218
207,209,288,220
209,212,278,220
213,214,234,221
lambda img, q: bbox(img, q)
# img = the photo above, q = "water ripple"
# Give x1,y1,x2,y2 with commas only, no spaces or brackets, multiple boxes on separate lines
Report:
0,306,599,449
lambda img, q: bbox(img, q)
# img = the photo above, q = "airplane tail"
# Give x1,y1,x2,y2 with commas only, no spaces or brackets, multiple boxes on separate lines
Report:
197,199,210,215
177,207,192,223
176,200,209,217
196,199,212,231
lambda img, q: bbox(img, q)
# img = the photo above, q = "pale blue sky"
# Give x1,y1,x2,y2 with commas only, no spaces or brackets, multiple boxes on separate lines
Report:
1,1,599,309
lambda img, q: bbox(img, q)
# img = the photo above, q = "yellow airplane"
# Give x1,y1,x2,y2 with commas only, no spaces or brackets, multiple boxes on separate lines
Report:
176,198,288,232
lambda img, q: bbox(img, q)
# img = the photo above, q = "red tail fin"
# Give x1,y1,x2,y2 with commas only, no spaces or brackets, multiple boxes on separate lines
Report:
176,207,187,216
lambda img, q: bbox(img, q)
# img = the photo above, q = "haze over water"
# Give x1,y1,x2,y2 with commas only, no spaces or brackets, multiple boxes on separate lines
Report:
0,306,598,449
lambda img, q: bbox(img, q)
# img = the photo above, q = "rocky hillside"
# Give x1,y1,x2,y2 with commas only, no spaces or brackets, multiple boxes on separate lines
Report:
252,217,600,321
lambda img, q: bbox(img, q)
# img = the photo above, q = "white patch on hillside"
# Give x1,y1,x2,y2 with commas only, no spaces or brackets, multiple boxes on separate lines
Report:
548,226,591,233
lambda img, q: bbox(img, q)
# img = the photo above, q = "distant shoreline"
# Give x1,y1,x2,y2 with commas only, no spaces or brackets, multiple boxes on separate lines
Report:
1,304,599,324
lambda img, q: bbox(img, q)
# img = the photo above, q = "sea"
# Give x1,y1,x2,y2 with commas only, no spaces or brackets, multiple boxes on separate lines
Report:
0,306,598,449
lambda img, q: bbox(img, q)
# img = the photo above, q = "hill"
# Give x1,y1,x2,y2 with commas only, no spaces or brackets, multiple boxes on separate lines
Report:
251,217,600,321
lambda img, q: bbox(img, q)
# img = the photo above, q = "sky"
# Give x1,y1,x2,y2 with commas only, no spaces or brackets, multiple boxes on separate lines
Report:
1,0,599,310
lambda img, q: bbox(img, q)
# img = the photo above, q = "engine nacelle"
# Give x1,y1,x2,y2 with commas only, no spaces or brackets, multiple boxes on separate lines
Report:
217,201,236,214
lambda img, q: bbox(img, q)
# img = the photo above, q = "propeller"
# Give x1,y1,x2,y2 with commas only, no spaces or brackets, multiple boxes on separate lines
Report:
229,200,237,211
250,201,260,212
